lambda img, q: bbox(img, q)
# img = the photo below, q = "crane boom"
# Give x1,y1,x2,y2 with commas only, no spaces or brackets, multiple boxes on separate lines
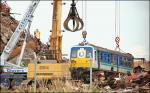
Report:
50,0,62,62
0,1,40,66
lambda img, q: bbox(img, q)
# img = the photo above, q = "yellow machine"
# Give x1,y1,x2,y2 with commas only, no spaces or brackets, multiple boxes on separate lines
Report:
0,0,71,89
50,0,62,62
27,0,70,80
70,46,94,68
27,0,85,80
28,63,70,79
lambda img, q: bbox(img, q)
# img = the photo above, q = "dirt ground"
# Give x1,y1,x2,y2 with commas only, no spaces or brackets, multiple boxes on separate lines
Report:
0,79,150,93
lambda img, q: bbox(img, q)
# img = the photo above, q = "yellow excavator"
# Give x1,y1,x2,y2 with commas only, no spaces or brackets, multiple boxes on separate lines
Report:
28,0,70,80
50,0,62,62
0,0,69,89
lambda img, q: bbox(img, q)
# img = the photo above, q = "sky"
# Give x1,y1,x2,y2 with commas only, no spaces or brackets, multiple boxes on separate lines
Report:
4,1,149,60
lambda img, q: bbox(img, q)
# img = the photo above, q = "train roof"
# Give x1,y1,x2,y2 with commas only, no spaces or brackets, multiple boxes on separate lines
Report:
88,43,134,58
72,43,133,58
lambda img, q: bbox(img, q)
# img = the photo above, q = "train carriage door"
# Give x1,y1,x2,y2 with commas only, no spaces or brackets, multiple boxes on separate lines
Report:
97,50,100,70
100,51,103,63
114,55,119,72
94,50,97,61
105,52,108,63
94,49,98,68
107,52,111,64
120,56,122,67
111,54,114,67
101,51,104,63
106,52,109,64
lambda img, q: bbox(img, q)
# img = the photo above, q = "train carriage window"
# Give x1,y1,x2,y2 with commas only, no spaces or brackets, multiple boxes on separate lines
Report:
109,54,112,63
120,57,123,66
128,58,133,67
121,57,125,66
101,52,106,63
113,55,115,64
71,49,77,58
114,55,117,65
121,57,126,66
126,61,128,67
105,53,107,63
110,54,112,63
128,62,131,67
118,56,120,66
86,48,93,58
104,52,106,63
111,54,115,65
115,55,119,65
106,53,111,64
71,47,93,58
106,53,108,63
127,61,130,67
86,50,91,58
119,57,122,66
124,57,128,66
128,60,132,67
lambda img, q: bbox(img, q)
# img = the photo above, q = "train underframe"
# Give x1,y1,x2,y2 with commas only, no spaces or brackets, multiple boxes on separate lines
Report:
70,67,119,84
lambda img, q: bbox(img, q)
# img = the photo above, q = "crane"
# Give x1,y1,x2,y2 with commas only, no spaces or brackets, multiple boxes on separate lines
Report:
0,0,70,89
0,1,40,89
1,1,40,67
50,0,62,63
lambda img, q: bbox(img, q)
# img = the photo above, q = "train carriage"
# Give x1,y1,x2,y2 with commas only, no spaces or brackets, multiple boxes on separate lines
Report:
70,44,134,81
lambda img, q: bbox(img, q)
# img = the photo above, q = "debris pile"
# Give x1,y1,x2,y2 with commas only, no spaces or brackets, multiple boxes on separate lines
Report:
0,1,10,16
0,2,17,52
0,2,48,63
95,66,150,92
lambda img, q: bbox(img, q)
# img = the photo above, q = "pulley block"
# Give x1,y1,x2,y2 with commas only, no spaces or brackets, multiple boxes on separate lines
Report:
115,36,120,47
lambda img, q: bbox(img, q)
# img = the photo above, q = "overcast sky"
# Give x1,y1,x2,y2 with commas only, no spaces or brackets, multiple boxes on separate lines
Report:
5,1,149,60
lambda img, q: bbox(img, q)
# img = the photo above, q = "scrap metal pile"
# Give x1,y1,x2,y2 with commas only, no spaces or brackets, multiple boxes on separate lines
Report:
93,66,150,92
0,2,50,63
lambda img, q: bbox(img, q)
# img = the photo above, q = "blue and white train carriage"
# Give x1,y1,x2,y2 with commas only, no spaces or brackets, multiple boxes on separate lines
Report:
70,44,134,74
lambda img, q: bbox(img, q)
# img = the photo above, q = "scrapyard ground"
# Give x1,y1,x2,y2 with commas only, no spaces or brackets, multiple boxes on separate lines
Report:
0,80,141,93
0,73,150,93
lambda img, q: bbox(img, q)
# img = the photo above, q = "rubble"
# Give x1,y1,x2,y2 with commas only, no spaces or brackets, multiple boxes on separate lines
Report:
95,67,150,92
0,2,48,63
